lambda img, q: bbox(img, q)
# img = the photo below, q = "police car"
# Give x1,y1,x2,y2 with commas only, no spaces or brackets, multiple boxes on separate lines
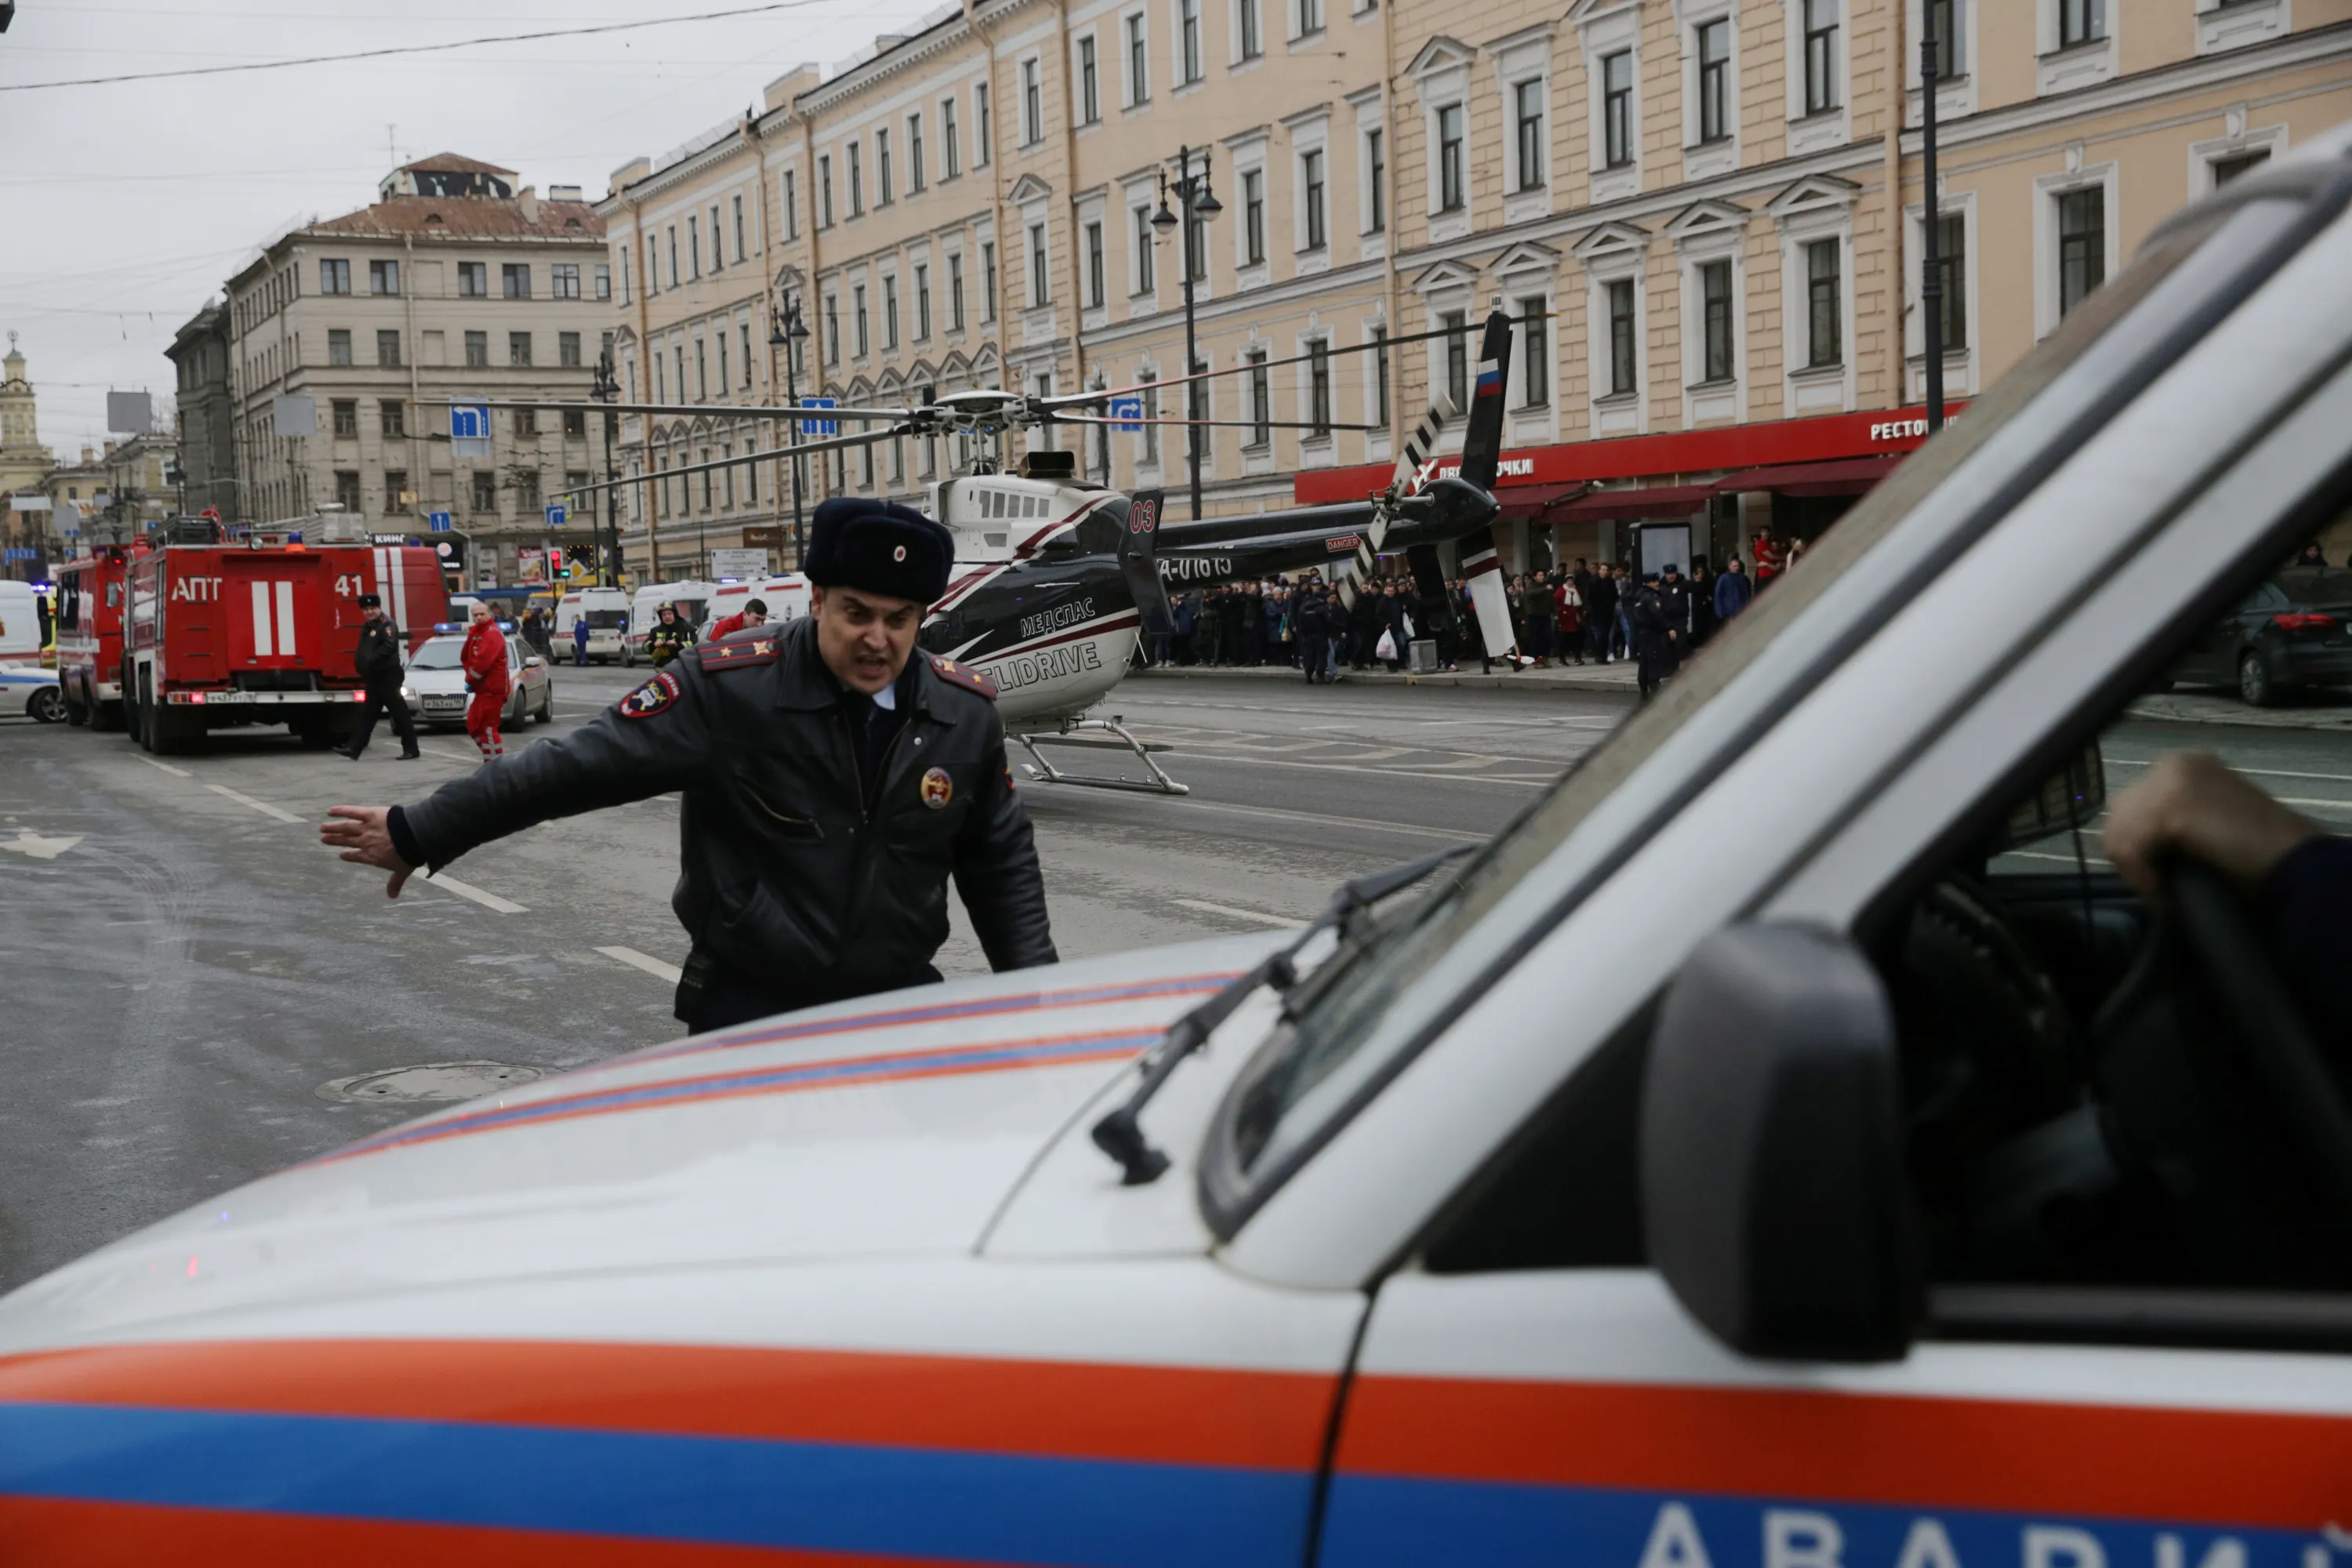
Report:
6,134,2352,1559
398,624,554,731
0,664,64,724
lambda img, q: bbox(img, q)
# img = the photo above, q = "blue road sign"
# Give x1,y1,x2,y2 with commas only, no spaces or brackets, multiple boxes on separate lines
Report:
545,503,567,529
428,510,453,533
449,404,491,441
801,395,838,437
1109,396,1145,433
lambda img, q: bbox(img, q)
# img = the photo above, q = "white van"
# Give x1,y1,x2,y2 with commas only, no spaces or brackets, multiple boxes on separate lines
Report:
700,574,811,635
621,580,715,666
552,587,630,664
0,581,45,666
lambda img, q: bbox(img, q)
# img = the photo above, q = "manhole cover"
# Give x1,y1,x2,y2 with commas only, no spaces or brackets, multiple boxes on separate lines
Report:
318,1061,543,1104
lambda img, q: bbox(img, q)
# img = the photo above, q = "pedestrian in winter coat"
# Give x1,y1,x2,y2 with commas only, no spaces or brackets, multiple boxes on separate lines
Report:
1687,557,1719,646
460,601,511,760
573,615,592,666
1584,565,1619,665
1295,592,1329,683
1556,576,1584,664
705,599,769,644
1714,557,1753,622
1630,575,1679,700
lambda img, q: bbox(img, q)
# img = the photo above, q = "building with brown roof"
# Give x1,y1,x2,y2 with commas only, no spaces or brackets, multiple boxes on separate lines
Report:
223,155,610,588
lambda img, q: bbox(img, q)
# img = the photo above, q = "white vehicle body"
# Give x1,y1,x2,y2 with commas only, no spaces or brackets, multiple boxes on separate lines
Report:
0,580,43,666
0,662,63,722
398,630,554,730
553,586,630,662
621,579,716,664
7,140,2352,1559
702,573,811,631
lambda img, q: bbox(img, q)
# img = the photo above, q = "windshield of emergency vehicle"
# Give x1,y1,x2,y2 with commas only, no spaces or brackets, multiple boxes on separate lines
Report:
1218,191,2262,1194
408,637,466,670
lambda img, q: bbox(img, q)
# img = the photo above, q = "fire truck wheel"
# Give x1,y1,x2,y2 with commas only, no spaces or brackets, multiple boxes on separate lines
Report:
150,703,201,757
92,700,124,733
63,686,89,727
28,688,65,724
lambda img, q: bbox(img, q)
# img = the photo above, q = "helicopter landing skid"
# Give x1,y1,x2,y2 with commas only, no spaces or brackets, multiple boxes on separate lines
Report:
1012,717,1190,796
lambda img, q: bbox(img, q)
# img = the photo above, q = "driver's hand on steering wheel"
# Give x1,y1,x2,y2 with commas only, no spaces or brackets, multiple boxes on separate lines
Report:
2104,751,2321,901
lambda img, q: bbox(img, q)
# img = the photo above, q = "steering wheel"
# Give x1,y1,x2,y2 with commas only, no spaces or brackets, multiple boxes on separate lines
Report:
2165,856,2352,1218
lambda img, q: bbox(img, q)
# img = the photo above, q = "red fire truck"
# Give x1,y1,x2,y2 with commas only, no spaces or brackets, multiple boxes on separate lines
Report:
53,543,145,730
124,525,447,754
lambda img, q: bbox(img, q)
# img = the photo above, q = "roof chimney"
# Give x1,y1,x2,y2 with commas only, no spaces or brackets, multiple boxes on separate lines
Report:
517,185,539,223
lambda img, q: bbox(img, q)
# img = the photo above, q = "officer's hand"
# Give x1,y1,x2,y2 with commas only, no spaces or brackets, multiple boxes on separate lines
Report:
321,804,415,898
2103,750,2319,901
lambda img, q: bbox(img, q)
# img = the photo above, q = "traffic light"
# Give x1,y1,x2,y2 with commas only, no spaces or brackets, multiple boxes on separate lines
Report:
548,546,568,580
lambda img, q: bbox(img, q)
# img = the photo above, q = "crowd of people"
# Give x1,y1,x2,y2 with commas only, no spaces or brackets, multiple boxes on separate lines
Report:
1144,532,1799,696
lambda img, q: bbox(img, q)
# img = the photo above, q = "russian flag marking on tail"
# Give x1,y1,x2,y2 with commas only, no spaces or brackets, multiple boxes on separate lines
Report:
1475,362,1504,397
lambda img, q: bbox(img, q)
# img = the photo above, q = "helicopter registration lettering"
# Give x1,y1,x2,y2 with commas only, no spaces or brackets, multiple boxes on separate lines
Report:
1158,556,1234,583
988,640,1104,692
1019,597,1094,641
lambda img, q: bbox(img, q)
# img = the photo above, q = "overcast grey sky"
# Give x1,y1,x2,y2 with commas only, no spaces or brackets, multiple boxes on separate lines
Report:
0,0,942,457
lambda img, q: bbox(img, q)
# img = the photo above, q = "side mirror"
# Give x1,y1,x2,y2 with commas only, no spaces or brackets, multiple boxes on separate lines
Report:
524,654,545,668
1641,922,1922,1362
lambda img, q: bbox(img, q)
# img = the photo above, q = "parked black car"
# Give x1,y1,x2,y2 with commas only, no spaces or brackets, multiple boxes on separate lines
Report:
2167,564,2352,705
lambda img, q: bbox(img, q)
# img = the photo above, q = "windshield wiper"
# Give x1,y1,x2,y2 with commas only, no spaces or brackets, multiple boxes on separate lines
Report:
1089,844,1473,1185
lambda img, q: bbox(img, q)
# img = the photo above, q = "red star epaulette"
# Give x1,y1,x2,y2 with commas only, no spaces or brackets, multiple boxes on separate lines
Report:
927,653,999,700
700,636,782,674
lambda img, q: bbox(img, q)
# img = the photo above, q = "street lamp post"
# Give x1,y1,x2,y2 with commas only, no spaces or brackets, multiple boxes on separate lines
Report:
1151,145,1221,521
1921,8,1947,434
768,295,811,569
589,350,622,586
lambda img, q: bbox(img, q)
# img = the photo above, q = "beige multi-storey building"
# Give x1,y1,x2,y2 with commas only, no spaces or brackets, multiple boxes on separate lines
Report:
602,0,2352,579
224,154,610,586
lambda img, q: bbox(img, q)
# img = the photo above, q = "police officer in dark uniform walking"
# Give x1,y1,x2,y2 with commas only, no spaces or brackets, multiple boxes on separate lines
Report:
339,594,421,761
1630,571,1675,701
321,499,1057,1033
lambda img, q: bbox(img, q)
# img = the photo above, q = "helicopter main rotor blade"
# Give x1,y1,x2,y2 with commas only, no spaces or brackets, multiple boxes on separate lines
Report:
1053,412,1382,432
1054,314,1544,409
419,397,920,423
557,423,912,500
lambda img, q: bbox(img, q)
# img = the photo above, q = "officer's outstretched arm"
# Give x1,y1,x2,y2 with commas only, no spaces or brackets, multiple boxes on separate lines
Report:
388,659,717,877
953,722,1058,971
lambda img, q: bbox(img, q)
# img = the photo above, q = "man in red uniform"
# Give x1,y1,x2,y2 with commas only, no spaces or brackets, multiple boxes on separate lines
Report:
460,601,510,761
703,597,768,644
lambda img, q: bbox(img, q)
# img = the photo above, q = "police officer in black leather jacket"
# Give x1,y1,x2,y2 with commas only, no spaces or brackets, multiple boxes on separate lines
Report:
323,499,1056,1033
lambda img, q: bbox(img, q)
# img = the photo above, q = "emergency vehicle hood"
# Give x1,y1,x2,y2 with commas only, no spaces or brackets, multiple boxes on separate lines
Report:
0,938,1273,1352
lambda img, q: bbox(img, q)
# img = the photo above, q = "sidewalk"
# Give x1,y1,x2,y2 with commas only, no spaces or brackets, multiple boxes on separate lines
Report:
1131,659,1641,695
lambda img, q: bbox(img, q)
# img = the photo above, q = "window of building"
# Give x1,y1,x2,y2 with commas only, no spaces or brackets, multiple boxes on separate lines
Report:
1240,0,1263,59
380,399,406,437
1030,223,1051,307
695,338,709,399
386,470,408,507
915,263,932,339
1372,325,1391,427
1517,299,1548,406
2057,0,2103,48
669,227,681,286
1700,260,1733,381
733,194,747,261
1242,169,1267,264
369,259,400,296
1697,19,1730,142
595,263,612,300
982,241,998,321
515,407,539,437
1135,206,1157,292
1297,0,1322,36
1141,379,1161,462
690,216,702,276
454,260,487,298
1442,310,1469,408
738,322,750,387
942,100,960,178
557,330,582,369
1806,238,1842,365
976,82,992,164
336,470,361,511
854,285,869,356
1514,80,1544,190
552,263,581,299
949,254,966,329
877,128,895,205
1803,0,1839,114
332,399,359,437
825,294,840,365
819,155,835,226
1366,128,1386,232
1437,103,1465,212
1302,150,1328,250
1086,223,1105,307
503,263,532,299
1079,37,1100,123
376,329,401,368
564,408,587,439
1308,339,1332,434
884,276,900,349
1247,349,1272,446
848,143,864,217
1179,0,1202,83
517,470,540,511
2057,186,2104,317
473,471,498,512
464,329,488,368
2213,149,2270,187
1926,0,1963,76
1932,211,1966,350
782,171,800,240
1607,279,1637,395
328,329,352,366
506,331,531,368
1602,51,1635,167
1127,14,1150,104
675,345,686,401
321,259,350,294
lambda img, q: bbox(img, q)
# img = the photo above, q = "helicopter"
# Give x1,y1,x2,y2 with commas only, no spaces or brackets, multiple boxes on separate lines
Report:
508,310,1539,793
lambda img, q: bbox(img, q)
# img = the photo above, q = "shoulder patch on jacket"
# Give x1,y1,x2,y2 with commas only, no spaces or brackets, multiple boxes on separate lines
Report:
619,670,682,720
927,653,998,700
700,635,784,673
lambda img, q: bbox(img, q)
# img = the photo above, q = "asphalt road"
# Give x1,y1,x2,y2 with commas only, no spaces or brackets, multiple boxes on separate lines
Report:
2,657,2347,1292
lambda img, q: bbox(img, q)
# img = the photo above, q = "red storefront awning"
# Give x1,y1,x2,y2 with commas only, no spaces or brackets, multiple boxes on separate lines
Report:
1716,456,1901,497
1544,484,1719,522
1495,481,1592,517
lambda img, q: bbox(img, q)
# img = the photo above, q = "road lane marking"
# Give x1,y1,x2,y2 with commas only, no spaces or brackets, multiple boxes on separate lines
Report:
1139,797,1485,843
1,831,83,860
1172,898,1307,929
1167,751,1553,788
132,757,192,779
596,946,684,983
417,870,527,914
206,785,301,824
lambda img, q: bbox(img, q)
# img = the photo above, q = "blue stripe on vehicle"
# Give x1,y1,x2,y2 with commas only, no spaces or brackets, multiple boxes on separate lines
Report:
0,1403,1311,1566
